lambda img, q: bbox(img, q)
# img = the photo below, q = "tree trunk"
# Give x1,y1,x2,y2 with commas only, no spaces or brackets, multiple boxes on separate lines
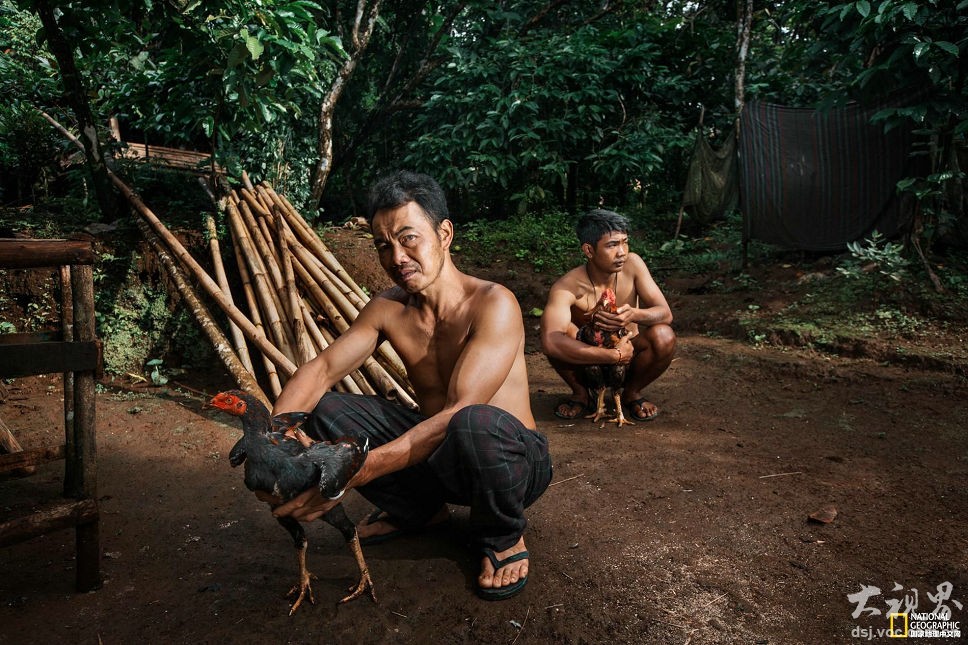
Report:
34,2,118,221
734,0,753,133
308,0,382,210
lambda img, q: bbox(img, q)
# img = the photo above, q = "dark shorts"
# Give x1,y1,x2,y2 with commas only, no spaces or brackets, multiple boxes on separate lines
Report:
307,392,553,551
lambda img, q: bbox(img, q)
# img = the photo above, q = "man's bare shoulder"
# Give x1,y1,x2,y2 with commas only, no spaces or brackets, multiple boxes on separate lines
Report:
549,264,589,294
466,276,520,312
353,286,408,328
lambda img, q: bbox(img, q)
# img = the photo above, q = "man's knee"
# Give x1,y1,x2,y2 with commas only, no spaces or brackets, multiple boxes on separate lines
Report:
635,323,676,358
447,404,496,440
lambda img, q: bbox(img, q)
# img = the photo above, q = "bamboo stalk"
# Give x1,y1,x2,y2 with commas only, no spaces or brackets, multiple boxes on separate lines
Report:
296,302,363,395
197,178,255,375
275,211,369,314
203,208,255,374
232,238,282,398
269,186,371,303
290,248,352,333
139,219,270,407
227,199,296,363
236,198,299,351
276,209,315,365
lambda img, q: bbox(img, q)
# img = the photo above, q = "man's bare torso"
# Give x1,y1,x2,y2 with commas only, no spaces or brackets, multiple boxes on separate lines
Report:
563,261,640,328
372,277,535,427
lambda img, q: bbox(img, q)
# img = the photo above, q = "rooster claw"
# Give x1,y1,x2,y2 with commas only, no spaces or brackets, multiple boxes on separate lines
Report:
286,572,318,615
339,570,378,604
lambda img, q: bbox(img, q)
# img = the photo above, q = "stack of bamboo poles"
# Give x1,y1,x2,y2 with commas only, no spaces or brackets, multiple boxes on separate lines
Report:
39,111,414,409
213,176,416,408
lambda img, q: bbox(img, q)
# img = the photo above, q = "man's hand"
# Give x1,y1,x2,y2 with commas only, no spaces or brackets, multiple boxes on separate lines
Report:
614,337,633,364
270,488,341,522
594,304,636,330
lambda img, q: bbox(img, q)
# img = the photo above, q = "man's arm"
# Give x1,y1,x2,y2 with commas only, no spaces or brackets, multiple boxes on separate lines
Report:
540,280,631,366
271,302,384,415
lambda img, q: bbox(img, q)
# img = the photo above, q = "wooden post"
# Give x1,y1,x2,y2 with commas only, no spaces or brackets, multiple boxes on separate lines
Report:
70,263,101,591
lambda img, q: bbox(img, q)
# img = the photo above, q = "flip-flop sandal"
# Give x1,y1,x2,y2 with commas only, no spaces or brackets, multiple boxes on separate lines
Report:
554,399,590,420
358,509,408,546
626,398,659,421
359,508,450,546
477,549,529,601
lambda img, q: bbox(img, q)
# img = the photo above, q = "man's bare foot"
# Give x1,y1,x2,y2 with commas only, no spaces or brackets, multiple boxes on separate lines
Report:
356,505,450,543
478,536,529,598
624,397,659,421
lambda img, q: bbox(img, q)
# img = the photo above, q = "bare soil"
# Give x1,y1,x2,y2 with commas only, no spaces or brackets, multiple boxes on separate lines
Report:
2,227,967,645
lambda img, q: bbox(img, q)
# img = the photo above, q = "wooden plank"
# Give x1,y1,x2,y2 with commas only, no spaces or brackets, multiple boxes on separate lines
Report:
0,498,98,548
0,341,99,378
0,331,60,345
0,239,94,268
0,444,65,474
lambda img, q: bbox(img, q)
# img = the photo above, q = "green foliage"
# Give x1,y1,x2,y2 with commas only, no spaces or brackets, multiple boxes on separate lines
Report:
837,230,909,282
402,13,695,215
0,102,61,201
460,211,582,275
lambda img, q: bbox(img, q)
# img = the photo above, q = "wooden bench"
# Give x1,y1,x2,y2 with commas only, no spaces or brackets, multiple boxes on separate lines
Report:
0,239,101,591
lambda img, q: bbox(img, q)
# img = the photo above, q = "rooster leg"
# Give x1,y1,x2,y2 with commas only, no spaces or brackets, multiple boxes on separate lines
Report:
608,390,635,427
584,388,609,424
321,504,377,603
276,516,317,615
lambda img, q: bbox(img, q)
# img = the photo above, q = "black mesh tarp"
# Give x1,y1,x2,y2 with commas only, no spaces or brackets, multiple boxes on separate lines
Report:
738,100,916,251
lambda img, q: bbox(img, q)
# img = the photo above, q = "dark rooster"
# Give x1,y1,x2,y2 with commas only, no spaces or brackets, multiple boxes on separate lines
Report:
207,390,375,614
577,288,633,427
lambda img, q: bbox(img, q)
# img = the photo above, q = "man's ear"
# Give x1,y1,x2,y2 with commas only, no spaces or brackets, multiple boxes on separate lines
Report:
438,219,454,249
581,242,594,259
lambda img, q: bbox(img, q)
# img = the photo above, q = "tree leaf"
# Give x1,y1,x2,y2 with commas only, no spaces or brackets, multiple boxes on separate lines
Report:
245,33,264,61
934,41,959,57
855,1,870,18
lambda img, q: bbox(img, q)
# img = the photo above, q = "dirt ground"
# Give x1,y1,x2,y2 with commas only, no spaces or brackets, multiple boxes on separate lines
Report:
2,228,967,644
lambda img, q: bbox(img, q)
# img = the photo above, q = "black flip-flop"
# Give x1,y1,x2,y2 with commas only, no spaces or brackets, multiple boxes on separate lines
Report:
477,549,529,601
626,398,659,421
553,399,590,420
358,509,407,546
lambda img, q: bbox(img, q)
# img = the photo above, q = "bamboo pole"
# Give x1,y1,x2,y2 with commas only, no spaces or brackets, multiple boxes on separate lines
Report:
274,213,369,315
276,209,315,365
235,198,298,352
232,238,282,398
203,210,255,374
227,199,296,364
269,186,370,303
257,183,412,385
139,219,270,407
39,111,297,378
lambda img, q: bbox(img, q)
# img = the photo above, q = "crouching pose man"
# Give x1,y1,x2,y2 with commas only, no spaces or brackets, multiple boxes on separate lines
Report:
541,209,676,422
267,170,552,600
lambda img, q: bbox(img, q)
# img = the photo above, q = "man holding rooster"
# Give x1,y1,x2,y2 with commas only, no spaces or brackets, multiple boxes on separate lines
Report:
541,209,676,424
267,170,551,601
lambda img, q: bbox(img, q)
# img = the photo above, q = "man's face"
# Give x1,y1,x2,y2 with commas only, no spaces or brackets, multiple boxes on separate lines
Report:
371,201,451,293
586,230,629,273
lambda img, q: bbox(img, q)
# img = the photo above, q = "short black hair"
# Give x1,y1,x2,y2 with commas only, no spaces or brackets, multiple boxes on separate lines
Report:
576,208,630,247
366,170,449,229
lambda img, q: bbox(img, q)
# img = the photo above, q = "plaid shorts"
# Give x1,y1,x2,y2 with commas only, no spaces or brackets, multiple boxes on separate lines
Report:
307,392,552,551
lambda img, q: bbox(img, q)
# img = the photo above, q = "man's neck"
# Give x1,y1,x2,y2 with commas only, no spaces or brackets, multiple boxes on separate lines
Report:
585,262,617,289
410,260,468,318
